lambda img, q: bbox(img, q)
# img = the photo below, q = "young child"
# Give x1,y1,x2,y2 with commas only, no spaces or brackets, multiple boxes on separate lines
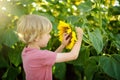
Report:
17,14,83,80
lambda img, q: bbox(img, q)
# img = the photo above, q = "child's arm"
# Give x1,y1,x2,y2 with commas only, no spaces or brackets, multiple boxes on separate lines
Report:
54,44,65,53
55,33,71,53
55,27,83,63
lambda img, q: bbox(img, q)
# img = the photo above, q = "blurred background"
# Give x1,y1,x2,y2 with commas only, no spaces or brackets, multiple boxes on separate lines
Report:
0,0,120,80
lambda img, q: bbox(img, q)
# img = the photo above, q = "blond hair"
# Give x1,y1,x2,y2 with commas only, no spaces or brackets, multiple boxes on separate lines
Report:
16,14,52,44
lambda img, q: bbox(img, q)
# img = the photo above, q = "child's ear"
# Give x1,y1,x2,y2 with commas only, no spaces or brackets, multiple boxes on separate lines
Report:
34,36,40,42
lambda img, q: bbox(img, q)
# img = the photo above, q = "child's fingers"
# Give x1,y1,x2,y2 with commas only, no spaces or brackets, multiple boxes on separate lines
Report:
66,33,72,40
65,35,71,44
67,36,71,41
75,27,83,34
63,33,67,36
63,33,70,39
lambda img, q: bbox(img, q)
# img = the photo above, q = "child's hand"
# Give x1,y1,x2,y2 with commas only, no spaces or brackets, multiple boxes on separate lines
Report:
62,33,71,46
75,27,83,40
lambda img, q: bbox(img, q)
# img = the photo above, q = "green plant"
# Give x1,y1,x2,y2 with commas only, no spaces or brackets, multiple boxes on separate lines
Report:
0,0,120,80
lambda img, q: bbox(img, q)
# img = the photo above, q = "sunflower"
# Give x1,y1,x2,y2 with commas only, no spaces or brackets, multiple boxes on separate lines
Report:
57,21,77,49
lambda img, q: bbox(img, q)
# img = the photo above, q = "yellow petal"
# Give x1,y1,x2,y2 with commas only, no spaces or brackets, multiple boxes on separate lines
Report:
57,21,77,49
67,29,72,34
72,31,77,41
58,21,70,30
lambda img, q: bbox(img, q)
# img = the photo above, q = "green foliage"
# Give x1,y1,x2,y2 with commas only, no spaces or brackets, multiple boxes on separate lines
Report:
1,29,18,47
78,0,92,12
88,28,103,54
2,66,21,80
0,0,120,80
53,63,66,80
85,56,99,80
99,54,120,80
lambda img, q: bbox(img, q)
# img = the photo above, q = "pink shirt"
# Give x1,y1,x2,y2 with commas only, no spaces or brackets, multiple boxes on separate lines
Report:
22,47,57,80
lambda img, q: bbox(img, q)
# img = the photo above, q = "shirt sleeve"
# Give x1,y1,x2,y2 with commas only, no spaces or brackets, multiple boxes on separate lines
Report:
32,50,57,66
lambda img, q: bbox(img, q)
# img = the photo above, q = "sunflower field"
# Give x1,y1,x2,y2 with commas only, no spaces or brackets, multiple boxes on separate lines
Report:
0,0,120,80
